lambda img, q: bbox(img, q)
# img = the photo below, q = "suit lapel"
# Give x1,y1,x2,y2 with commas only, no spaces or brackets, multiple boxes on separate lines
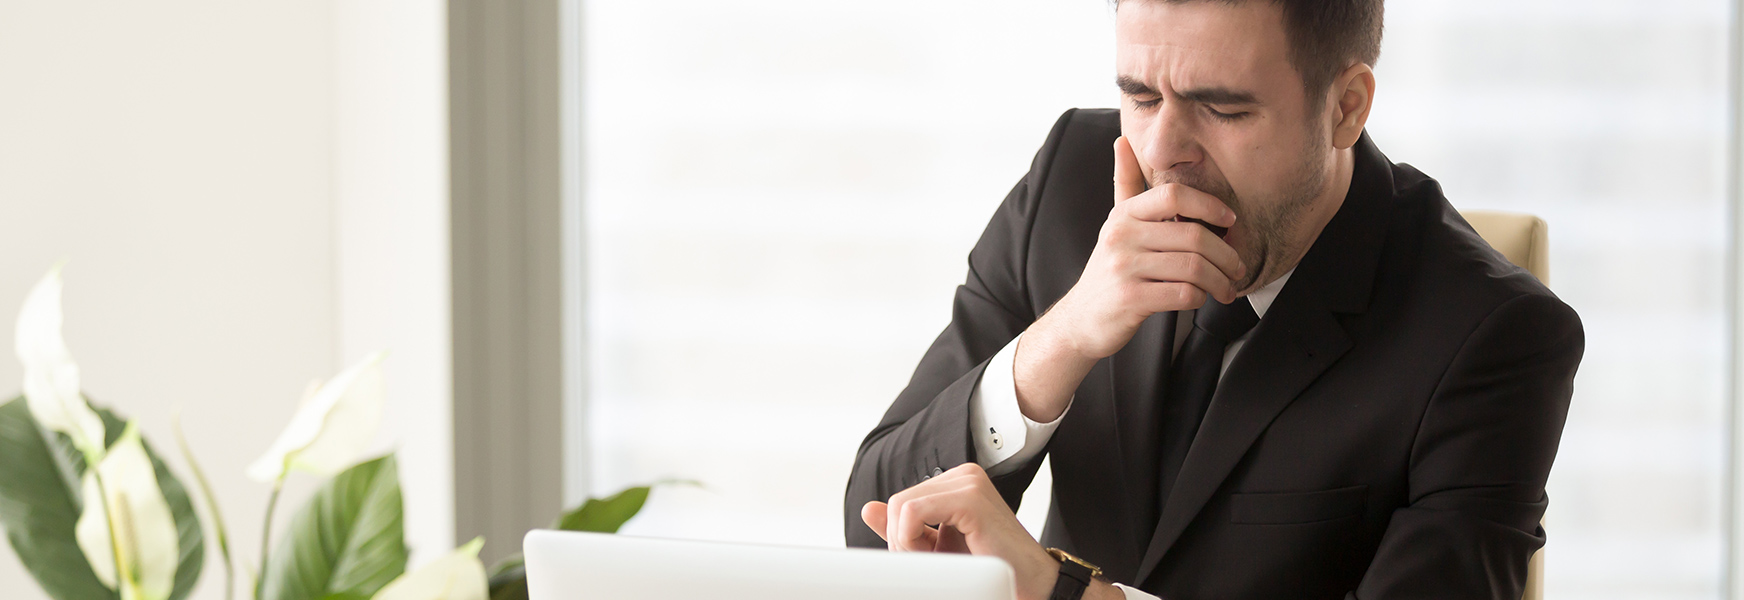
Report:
1130,132,1397,586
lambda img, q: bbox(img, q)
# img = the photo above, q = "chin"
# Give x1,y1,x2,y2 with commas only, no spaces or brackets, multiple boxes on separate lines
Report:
1226,228,1268,292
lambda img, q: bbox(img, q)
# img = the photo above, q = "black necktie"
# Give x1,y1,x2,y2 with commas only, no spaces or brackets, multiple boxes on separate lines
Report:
1157,296,1259,513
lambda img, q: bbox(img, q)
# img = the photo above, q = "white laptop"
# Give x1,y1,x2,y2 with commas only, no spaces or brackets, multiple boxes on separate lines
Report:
522,529,1016,600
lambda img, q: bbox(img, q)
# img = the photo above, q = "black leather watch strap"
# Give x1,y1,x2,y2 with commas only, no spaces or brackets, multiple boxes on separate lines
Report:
1050,556,1094,600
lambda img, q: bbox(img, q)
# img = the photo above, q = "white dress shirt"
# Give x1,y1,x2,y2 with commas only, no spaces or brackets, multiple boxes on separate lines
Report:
967,270,1294,599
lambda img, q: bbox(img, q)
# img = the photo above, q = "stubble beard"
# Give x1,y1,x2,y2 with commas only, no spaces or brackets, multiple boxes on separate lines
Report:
1155,131,1328,295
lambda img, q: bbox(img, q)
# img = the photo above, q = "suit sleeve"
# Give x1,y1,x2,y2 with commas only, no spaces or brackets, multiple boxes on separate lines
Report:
1352,292,1584,599
842,109,1082,548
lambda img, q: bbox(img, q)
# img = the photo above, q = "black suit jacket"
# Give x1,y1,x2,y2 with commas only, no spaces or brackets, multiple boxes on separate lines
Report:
843,108,1584,599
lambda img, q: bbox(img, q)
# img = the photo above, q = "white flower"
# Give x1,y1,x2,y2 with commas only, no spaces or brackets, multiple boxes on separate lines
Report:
371,537,487,600
15,265,106,458
74,422,180,600
246,351,387,482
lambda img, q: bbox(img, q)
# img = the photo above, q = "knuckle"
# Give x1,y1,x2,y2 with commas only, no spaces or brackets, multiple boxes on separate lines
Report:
1107,253,1134,275
898,498,926,523
1104,222,1131,246
1155,188,1180,213
1169,283,1200,307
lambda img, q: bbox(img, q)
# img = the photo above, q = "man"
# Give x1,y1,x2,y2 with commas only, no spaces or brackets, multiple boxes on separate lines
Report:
842,1,1584,599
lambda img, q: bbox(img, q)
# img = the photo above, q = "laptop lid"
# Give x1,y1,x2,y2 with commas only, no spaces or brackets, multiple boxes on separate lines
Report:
522,530,1016,600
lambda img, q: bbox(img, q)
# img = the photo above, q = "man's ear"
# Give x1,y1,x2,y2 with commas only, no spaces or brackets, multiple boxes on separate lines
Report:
1330,63,1376,150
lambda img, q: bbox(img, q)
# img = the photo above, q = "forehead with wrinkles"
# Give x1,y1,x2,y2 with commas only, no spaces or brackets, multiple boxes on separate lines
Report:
1114,1,1300,101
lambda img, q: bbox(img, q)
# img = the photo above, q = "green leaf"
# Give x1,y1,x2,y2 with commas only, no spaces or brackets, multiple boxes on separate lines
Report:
485,561,526,600
485,553,523,580
0,399,203,600
259,454,407,600
554,487,649,533
0,396,116,600
91,407,205,600
316,593,370,600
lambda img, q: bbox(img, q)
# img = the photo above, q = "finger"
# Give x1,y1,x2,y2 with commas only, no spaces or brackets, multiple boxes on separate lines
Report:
895,493,972,553
936,524,971,554
1124,183,1237,228
886,485,929,552
1113,137,1146,203
905,523,941,552
862,501,890,542
1127,252,1237,304
939,463,1011,508
886,494,907,551
887,477,979,552
1112,221,1247,282
940,462,990,481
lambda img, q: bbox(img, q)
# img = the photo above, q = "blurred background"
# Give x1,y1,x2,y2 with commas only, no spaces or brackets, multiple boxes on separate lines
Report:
0,1,1735,599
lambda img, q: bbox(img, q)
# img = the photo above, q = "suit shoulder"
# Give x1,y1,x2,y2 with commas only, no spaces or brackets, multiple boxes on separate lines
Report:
1026,108,1120,191
1399,179,1576,330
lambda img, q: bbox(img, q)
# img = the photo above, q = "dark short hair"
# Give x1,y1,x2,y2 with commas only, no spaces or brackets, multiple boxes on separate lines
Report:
1117,0,1384,108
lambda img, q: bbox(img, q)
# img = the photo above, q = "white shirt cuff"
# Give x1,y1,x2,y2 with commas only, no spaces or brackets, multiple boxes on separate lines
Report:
1114,583,1161,600
969,332,1071,477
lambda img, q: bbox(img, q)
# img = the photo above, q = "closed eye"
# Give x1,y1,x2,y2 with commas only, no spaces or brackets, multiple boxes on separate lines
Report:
1205,105,1249,121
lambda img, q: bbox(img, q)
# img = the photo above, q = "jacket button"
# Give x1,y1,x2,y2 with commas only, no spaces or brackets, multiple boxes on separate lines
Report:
932,467,944,476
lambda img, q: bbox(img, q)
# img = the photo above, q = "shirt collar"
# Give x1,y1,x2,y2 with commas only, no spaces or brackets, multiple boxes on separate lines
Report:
1245,269,1295,320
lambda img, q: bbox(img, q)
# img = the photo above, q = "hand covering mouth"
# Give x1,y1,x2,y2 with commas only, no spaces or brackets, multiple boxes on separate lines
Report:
1176,216,1230,239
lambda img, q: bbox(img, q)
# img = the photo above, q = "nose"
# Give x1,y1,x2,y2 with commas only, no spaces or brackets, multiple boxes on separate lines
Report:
1134,101,1204,176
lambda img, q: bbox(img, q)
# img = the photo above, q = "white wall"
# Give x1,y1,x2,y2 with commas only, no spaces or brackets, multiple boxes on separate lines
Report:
0,2,450,599
333,0,453,573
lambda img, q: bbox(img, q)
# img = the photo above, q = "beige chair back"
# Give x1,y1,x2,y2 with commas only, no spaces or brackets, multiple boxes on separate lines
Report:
1458,209,1548,600
1461,210,1550,284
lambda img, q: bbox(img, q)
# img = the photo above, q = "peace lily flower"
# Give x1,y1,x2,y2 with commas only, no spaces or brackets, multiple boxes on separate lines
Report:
74,422,180,600
246,351,387,482
371,537,487,600
15,265,106,459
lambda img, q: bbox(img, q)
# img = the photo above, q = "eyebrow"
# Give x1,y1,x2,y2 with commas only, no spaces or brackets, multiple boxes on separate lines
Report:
1115,75,1259,105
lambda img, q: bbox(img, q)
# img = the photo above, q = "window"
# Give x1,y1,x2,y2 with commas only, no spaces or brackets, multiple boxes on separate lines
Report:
580,0,1117,546
1367,2,1731,597
578,2,1733,597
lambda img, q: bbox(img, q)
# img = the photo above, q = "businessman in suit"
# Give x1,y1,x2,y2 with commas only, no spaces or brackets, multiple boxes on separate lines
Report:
843,1,1584,599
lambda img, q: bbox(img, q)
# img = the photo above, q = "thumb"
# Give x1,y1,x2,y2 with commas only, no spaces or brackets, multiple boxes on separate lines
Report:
1113,136,1146,202
862,501,890,541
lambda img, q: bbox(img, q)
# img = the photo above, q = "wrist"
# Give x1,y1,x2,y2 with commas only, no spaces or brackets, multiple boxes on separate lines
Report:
1026,561,1061,600
1029,304,1097,365
1083,579,1125,600
1014,320,1097,423
1040,547,1102,600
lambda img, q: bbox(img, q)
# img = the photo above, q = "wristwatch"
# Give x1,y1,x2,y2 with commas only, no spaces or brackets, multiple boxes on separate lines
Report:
1045,547,1103,600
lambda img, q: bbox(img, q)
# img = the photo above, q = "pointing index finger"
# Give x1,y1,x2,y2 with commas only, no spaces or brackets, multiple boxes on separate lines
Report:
1113,136,1145,203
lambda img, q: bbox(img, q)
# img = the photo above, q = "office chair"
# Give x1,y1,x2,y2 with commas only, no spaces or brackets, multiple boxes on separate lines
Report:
1459,209,1550,600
